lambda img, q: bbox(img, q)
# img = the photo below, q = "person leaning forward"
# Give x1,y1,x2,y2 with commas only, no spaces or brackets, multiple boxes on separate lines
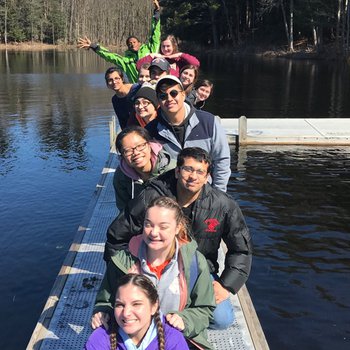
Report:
145,75,231,192
104,147,253,330
77,0,161,83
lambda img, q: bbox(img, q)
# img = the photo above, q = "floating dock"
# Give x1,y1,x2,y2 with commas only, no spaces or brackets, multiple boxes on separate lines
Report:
222,116,350,145
27,150,269,350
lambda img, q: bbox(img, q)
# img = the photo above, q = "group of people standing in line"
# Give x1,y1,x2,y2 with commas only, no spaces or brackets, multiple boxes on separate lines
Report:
79,1,253,349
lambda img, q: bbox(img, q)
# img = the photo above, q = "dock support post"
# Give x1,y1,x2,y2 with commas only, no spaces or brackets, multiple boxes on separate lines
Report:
239,116,247,145
109,116,116,150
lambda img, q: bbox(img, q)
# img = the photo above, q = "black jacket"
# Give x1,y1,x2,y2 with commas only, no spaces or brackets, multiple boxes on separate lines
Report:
105,169,253,294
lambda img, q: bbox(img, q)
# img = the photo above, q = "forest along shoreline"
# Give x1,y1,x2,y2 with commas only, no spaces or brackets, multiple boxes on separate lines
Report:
1,42,347,62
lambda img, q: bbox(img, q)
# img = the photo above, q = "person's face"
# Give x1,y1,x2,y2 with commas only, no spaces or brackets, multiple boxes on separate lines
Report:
180,69,196,88
157,84,186,116
127,37,141,52
114,284,157,345
134,98,157,120
106,71,123,92
175,157,209,195
161,39,173,56
120,132,151,171
143,206,180,255
196,85,212,101
138,68,150,84
150,67,167,81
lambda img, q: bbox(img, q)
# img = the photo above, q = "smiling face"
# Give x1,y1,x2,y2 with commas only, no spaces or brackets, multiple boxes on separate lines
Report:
134,98,157,121
150,66,167,81
157,83,186,117
161,39,174,56
106,71,123,92
196,85,212,101
180,68,196,88
175,157,209,196
121,132,152,173
114,284,158,345
142,206,180,258
138,68,150,84
127,37,141,52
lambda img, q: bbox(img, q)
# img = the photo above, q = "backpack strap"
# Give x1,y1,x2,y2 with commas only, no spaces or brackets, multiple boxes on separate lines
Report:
189,251,198,292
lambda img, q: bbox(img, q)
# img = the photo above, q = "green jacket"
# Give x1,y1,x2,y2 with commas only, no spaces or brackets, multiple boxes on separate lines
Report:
92,12,161,83
94,237,215,349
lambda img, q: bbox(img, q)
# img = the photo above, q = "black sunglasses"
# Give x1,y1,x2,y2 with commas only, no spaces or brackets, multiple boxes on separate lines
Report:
158,89,182,101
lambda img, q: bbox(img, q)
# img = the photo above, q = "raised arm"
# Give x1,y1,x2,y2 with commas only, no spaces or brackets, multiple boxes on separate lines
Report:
146,0,161,54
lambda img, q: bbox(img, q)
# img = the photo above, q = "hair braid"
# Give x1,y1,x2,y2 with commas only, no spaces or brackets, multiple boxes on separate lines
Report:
154,309,165,350
109,318,118,350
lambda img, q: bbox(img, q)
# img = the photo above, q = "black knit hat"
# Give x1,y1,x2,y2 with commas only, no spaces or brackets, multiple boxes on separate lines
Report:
134,84,158,108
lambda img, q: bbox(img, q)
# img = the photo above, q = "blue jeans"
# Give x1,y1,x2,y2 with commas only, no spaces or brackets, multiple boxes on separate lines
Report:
209,274,235,330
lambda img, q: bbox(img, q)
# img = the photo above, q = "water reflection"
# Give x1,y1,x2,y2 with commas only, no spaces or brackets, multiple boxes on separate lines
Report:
228,146,350,349
1,51,350,349
201,54,350,118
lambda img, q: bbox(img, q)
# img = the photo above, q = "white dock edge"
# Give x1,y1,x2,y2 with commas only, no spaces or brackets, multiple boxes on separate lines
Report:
221,116,350,145
27,152,268,350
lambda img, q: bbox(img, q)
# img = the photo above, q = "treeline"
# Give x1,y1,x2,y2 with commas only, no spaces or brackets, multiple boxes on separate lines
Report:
0,0,153,46
1,0,350,57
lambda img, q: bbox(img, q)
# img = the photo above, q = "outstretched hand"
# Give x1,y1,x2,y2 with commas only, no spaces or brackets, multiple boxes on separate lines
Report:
77,36,92,50
153,0,160,11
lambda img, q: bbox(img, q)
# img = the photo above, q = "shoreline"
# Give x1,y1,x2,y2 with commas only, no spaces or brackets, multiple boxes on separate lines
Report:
0,41,346,61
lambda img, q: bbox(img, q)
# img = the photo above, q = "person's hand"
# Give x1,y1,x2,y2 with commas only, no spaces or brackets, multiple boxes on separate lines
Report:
166,313,185,331
91,312,110,329
167,52,182,59
212,280,230,304
77,36,92,50
153,0,160,11
150,53,163,59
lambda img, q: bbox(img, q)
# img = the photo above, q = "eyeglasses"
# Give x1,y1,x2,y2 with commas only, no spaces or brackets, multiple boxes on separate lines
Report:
158,89,182,101
122,142,148,157
107,77,121,83
180,166,207,177
134,100,151,108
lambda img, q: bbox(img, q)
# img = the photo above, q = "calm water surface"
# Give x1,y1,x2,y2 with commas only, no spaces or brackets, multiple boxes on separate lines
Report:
0,51,349,349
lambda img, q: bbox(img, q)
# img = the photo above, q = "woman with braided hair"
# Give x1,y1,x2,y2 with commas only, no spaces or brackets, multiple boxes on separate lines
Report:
91,196,215,349
85,273,189,349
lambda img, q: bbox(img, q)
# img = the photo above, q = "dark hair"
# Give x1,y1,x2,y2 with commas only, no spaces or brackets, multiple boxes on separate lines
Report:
126,36,141,45
146,196,190,257
115,126,152,155
177,147,212,174
138,63,151,71
179,65,199,95
195,79,214,95
160,34,178,54
156,80,184,95
109,274,165,350
105,67,125,85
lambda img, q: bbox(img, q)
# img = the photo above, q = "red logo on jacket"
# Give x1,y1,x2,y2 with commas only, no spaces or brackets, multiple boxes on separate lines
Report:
204,218,220,232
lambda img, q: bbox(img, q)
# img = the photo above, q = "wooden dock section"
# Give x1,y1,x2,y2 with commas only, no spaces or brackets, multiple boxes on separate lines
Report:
27,151,268,350
221,116,350,145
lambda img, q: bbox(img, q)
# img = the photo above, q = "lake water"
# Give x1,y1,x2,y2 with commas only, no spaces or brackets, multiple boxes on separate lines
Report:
0,50,349,349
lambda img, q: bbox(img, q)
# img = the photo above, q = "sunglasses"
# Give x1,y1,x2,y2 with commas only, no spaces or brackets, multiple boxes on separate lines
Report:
158,89,182,101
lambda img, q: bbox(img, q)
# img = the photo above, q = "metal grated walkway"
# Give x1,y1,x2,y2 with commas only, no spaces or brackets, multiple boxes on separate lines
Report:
28,152,268,350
